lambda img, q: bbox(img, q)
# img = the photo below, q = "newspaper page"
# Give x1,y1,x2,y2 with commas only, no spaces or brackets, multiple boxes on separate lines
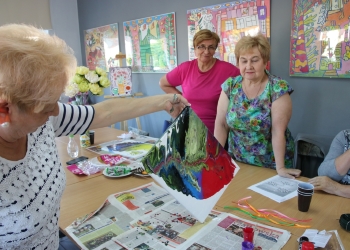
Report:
248,175,303,202
183,214,291,250
65,182,174,250
112,204,223,249
111,211,290,250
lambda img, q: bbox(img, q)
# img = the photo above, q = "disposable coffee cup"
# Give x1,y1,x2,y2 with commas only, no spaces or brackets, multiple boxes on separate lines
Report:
298,190,313,212
298,190,314,196
298,182,314,194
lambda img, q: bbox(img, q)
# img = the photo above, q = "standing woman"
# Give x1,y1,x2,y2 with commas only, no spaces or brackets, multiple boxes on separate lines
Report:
160,29,240,134
215,34,301,179
0,23,189,249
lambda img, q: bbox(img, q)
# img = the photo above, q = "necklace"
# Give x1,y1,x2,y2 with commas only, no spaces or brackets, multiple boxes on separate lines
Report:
243,81,262,101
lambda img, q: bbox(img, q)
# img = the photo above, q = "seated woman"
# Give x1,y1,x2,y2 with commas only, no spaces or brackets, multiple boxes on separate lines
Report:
214,33,301,179
309,129,350,198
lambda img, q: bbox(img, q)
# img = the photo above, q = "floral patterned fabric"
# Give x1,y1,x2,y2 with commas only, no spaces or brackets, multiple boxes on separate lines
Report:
222,70,295,169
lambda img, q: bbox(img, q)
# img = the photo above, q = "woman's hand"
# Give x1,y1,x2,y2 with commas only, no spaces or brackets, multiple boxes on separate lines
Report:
276,167,301,179
309,176,338,194
164,94,190,118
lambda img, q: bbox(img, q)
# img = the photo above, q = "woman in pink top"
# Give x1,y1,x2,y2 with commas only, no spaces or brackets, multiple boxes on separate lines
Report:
159,29,240,134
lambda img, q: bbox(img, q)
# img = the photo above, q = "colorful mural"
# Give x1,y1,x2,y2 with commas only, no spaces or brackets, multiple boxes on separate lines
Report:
123,13,177,73
84,23,119,72
141,107,238,199
290,0,350,78
187,0,270,65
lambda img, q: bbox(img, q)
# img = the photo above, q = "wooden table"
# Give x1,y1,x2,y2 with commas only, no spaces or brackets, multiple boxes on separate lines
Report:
57,127,350,249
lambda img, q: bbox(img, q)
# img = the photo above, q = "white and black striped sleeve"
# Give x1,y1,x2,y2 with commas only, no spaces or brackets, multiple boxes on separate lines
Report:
50,102,95,137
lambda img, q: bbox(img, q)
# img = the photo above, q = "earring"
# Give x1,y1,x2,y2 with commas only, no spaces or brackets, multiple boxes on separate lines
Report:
0,107,10,128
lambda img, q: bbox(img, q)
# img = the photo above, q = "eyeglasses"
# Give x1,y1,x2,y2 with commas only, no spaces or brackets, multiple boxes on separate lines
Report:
196,45,217,52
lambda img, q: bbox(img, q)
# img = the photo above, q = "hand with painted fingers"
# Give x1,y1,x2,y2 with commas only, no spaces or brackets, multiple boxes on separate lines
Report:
165,93,190,118
309,176,339,195
276,167,301,179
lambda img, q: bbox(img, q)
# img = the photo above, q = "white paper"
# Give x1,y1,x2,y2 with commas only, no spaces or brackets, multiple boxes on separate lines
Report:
248,175,303,203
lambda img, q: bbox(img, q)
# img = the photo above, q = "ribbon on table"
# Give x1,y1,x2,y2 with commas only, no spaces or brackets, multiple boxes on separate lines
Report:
224,196,311,228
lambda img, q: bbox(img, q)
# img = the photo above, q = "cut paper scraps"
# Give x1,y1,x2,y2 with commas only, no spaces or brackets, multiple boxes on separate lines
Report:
141,107,239,222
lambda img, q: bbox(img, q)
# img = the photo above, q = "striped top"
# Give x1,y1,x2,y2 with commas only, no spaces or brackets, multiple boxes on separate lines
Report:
0,103,94,249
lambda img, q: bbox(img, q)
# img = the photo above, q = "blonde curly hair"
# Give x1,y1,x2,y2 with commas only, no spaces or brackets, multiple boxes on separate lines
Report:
0,23,77,113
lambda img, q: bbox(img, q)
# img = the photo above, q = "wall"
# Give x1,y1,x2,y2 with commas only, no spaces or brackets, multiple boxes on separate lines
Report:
50,0,82,66
76,0,350,139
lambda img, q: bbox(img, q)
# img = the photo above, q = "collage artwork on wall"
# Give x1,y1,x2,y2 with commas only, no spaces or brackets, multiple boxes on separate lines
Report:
109,66,132,96
187,0,270,67
290,0,350,78
84,23,120,72
123,12,177,73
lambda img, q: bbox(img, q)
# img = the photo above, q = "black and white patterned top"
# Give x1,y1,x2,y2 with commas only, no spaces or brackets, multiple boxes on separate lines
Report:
0,103,94,249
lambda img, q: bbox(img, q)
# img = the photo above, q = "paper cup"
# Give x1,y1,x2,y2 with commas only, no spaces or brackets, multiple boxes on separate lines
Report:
298,182,314,194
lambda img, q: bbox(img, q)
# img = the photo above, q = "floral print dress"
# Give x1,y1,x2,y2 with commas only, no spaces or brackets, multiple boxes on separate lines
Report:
222,70,295,169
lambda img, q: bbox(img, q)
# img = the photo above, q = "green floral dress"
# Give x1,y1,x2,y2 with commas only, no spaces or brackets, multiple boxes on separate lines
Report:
222,70,295,169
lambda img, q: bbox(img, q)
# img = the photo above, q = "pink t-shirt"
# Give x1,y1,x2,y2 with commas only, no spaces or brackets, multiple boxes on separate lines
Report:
166,59,240,133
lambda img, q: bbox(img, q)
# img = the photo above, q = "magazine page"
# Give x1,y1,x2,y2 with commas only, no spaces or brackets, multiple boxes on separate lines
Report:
65,182,175,250
248,175,303,203
86,135,158,160
141,107,240,223
183,214,291,250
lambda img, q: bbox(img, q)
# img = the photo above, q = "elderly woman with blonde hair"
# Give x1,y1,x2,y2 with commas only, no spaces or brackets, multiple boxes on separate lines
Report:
0,23,189,249
214,33,301,179
160,29,240,134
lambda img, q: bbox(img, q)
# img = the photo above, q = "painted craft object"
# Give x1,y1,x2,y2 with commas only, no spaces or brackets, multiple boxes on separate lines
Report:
141,106,238,199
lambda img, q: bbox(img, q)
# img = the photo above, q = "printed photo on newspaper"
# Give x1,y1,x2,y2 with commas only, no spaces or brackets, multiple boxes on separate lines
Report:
65,182,291,250
248,175,302,203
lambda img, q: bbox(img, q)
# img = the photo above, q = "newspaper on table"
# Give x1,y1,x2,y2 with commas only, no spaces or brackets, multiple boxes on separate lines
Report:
248,175,303,203
65,182,291,250
85,134,158,160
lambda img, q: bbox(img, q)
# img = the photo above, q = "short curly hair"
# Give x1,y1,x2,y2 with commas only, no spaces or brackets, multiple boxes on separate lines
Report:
234,33,270,65
0,24,77,113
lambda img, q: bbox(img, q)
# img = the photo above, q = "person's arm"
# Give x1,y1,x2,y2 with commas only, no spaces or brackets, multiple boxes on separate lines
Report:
159,75,182,95
318,131,350,180
214,91,229,147
271,94,301,178
89,94,189,129
309,176,350,198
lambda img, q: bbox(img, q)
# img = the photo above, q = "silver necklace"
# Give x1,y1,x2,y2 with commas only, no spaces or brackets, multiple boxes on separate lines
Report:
243,81,262,100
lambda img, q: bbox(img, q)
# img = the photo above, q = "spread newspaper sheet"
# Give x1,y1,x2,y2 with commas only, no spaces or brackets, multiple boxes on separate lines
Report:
65,182,291,250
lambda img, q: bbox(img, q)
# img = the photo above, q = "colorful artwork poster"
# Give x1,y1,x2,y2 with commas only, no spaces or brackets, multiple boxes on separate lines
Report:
187,0,270,65
109,67,132,96
141,107,239,200
123,12,177,73
84,23,119,72
290,0,350,78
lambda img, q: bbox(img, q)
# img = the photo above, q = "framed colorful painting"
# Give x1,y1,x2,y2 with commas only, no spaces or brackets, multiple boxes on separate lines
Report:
290,0,350,78
109,67,132,96
187,1,270,65
84,23,119,72
123,12,177,73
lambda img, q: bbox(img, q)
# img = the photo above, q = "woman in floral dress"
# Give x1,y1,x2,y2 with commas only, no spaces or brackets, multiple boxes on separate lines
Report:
214,34,301,179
